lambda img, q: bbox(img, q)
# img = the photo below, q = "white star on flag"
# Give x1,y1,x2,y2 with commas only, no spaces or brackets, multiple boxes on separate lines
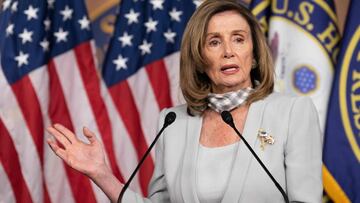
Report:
11,1,17,12
19,28,33,44
14,51,29,67
40,39,50,51
144,18,158,33
118,32,133,47
47,0,55,9
44,17,51,31
78,16,90,30
139,39,152,55
125,9,140,25
169,7,183,22
150,0,164,10
6,23,14,36
24,5,39,21
193,0,203,8
113,54,129,70
164,28,176,43
54,28,69,42
60,5,73,21
2,0,11,11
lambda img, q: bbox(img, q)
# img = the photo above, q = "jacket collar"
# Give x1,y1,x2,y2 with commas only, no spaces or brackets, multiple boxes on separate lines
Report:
222,99,265,202
180,113,202,203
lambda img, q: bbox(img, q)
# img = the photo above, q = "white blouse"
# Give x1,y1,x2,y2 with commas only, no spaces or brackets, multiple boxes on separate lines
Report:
196,142,239,203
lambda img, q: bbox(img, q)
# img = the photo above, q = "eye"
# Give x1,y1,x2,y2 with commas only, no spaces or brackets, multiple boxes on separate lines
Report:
208,39,221,47
234,36,245,43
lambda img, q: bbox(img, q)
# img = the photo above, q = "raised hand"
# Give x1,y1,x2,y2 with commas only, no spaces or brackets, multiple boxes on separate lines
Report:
46,124,110,178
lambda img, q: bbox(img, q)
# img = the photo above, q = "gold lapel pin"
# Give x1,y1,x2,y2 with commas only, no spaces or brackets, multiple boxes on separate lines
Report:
258,128,275,150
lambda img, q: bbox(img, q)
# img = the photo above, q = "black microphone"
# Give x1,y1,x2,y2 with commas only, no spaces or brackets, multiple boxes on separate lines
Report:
221,111,289,203
117,111,176,203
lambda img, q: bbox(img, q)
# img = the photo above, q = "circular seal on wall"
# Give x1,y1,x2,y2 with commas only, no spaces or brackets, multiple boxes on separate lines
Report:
266,0,340,129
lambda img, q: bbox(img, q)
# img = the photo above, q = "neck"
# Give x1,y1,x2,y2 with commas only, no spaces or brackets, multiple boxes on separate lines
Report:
211,83,253,94
205,103,249,115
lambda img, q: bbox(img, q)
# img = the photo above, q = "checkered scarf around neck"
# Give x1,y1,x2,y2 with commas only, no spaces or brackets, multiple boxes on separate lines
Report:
207,87,253,113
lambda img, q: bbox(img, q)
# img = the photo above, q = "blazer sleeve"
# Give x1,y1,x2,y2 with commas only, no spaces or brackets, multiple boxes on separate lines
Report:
285,97,323,203
121,109,170,203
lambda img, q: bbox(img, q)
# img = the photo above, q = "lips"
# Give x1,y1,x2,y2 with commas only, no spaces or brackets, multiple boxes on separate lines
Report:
220,64,239,74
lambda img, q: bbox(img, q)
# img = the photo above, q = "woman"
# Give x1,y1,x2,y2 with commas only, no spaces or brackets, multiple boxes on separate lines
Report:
47,0,323,202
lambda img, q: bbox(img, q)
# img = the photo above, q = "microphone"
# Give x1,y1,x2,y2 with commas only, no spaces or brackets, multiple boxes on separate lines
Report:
221,111,289,203
117,111,176,203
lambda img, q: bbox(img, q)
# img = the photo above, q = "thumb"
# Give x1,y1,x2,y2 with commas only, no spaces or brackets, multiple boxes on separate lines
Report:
83,127,97,144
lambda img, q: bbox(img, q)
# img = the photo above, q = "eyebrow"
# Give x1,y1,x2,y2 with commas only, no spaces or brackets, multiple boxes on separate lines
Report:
206,29,248,37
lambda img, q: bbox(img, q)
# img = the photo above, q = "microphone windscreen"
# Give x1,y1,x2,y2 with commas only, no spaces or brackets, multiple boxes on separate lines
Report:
221,111,233,125
164,111,176,125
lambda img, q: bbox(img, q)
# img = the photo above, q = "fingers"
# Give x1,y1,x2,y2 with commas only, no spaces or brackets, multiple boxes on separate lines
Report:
53,124,77,144
47,126,72,148
47,124,97,146
47,139,67,160
83,127,97,144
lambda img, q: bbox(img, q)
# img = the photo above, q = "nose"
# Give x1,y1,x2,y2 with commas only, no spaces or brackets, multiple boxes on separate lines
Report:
223,42,234,59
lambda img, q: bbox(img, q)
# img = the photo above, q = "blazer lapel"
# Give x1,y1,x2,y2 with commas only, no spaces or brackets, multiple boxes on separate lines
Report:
222,99,266,203
180,114,202,203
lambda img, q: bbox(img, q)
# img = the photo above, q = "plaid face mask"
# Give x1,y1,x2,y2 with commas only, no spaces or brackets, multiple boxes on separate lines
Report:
207,87,253,113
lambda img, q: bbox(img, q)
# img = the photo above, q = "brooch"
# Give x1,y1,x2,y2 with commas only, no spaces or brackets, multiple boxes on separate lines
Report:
258,129,275,150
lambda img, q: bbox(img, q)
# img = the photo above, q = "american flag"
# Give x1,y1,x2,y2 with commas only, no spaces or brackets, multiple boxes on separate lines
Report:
102,0,199,197
0,0,198,202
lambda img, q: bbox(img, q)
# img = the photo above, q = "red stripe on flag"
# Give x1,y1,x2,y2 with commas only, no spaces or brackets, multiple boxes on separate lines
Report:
10,76,51,203
43,187,51,203
146,59,173,110
0,118,33,203
74,42,125,183
109,81,154,195
48,60,97,203
11,76,44,161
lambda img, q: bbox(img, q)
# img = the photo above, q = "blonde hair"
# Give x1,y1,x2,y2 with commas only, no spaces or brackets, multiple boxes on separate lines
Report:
180,0,274,115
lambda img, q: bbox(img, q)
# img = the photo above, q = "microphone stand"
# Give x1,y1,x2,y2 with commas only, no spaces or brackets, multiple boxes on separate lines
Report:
117,112,176,203
221,111,289,203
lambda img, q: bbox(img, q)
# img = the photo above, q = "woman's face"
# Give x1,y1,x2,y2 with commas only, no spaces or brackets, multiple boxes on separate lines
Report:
203,10,254,94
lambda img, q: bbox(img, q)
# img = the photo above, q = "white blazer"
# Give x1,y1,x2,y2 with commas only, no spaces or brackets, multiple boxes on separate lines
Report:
122,93,323,203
